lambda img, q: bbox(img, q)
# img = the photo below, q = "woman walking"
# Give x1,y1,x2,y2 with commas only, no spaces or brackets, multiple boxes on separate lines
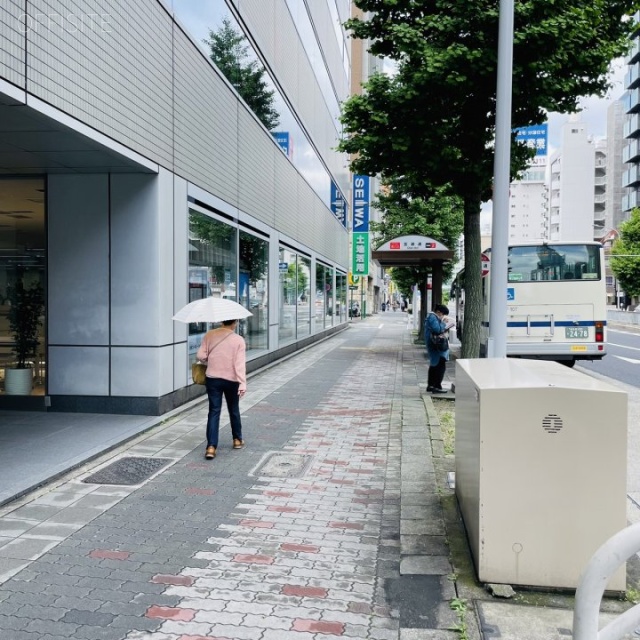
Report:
196,319,246,459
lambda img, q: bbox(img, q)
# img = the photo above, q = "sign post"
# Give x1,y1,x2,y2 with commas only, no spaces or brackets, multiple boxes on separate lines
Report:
482,252,490,278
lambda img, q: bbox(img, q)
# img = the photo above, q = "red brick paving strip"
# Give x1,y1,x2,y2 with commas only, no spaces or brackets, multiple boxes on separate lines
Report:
146,606,196,621
292,619,345,634
282,585,328,598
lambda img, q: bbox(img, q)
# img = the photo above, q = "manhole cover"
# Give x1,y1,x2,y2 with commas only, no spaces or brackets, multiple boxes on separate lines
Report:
253,453,314,478
82,457,173,485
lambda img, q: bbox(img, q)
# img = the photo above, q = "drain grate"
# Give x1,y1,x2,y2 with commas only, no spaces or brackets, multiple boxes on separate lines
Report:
253,453,314,478
82,457,173,486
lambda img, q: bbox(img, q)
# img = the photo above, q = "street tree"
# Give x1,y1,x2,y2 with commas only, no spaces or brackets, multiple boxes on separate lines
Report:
204,18,279,131
370,182,463,338
611,208,640,300
339,0,638,357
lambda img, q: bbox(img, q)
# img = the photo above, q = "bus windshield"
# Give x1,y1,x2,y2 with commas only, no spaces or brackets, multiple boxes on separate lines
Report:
507,244,601,283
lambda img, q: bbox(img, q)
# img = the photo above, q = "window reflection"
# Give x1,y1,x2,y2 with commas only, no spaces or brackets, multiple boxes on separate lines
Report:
324,265,334,326
315,263,326,330
188,211,237,366
239,231,268,350
297,256,311,338
279,247,296,342
171,0,339,208
336,271,347,323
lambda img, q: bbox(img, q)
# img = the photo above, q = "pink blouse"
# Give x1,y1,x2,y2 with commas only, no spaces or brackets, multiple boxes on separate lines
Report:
196,328,247,391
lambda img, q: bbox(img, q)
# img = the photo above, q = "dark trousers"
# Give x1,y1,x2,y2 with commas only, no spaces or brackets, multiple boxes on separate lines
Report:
205,377,243,447
428,356,446,389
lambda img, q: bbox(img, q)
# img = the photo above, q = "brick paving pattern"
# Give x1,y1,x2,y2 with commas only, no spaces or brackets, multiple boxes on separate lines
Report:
0,316,455,640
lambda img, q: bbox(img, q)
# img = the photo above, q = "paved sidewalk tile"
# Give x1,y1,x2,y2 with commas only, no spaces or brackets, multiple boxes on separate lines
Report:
0,316,455,640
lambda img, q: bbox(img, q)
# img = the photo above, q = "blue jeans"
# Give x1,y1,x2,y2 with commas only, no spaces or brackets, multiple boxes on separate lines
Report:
205,377,243,447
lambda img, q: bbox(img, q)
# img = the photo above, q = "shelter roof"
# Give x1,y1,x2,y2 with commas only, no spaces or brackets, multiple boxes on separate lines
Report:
372,235,453,267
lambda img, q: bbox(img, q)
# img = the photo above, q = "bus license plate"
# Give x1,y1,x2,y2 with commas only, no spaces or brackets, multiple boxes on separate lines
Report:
565,327,588,339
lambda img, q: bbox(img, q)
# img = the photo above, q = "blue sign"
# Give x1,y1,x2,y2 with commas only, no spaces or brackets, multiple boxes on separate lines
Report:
352,175,370,231
330,181,347,227
279,262,288,271
272,131,291,157
507,287,515,301
514,124,547,156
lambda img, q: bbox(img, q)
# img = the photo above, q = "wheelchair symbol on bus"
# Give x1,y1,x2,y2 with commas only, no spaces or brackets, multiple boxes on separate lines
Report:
507,287,515,301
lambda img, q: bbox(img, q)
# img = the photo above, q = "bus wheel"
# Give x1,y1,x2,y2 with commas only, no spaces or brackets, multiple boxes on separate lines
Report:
559,359,576,368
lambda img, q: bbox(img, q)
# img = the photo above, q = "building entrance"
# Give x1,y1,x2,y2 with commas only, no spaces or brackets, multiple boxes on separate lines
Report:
0,178,46,401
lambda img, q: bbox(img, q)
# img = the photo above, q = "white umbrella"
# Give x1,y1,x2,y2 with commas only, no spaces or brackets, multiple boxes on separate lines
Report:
172,297,253,323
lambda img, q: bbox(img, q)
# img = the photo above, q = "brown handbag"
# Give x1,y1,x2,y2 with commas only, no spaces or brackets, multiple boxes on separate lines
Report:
191,362,207,385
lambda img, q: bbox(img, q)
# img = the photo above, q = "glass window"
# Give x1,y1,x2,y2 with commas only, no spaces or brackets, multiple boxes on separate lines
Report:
239,230,268,351
507,244,601,282
279,247,296,342
296,256,311,338
336,271,347,322
188,210,237,367
315,262,326,330
324,265,334,326
0,178,46,397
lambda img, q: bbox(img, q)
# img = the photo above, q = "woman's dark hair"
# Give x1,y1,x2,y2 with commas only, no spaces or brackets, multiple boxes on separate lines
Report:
222,319,237,326
434,304,449,315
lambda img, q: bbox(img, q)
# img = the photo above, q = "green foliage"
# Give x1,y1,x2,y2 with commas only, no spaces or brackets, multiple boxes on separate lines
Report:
340,0,638,357
611,208,640,298
371,182,463,283
7,274,44,368
205,18,279,131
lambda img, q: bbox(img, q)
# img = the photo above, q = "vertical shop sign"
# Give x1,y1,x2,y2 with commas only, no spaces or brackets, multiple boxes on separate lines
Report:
352,231,369,277
352,174,370,277
330,181,347,227
352,175,370,231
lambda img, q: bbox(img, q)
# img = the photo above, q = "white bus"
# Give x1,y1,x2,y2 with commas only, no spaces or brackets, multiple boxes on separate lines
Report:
452,241,607,367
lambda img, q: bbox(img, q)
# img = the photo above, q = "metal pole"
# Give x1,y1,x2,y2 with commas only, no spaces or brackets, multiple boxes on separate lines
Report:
573,522,640,640
487,0,514,358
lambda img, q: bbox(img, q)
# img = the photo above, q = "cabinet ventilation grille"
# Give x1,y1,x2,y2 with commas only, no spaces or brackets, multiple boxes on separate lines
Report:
542,414,563,434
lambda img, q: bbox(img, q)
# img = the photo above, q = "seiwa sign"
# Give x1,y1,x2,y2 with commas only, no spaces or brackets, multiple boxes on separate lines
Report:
352,175,370,232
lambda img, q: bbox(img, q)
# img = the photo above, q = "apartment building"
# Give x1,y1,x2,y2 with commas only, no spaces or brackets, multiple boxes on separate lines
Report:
548,117,598,241
0,0,352,413
623,21,640,216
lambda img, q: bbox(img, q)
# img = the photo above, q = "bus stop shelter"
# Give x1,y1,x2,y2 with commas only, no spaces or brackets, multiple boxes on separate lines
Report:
371,235,454,310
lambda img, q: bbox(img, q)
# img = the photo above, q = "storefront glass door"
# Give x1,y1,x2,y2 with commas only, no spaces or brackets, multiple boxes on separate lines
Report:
0,178,46,397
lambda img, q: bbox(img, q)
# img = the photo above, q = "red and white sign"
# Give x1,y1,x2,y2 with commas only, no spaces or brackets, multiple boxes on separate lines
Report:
481,253,490,278
389,241,401,250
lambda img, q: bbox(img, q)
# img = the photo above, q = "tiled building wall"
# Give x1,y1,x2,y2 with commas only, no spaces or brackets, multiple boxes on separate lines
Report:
0,0,25,89
11,0,347,266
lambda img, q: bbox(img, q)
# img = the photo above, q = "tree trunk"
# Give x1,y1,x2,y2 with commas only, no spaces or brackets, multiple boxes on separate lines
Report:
461,199,482,358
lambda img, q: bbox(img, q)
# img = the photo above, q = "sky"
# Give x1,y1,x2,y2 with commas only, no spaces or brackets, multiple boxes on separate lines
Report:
481,58,629,229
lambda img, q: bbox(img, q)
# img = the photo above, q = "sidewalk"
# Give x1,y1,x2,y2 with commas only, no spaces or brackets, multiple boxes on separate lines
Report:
0,313,635,640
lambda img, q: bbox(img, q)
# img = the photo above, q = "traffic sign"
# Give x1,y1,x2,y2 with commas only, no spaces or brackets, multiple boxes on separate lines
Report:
481,252,490,278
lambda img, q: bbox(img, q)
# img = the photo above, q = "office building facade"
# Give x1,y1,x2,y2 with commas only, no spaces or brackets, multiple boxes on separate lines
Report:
0,0,352,413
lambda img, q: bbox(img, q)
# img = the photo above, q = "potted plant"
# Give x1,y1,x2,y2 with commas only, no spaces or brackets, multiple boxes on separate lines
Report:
5,277,44,395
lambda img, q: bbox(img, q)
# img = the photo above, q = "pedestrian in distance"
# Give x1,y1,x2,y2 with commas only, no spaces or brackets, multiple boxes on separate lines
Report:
196,319,246,459
425,303,451,394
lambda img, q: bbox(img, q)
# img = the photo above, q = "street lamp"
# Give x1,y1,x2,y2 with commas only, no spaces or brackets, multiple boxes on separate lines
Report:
487,0,514,357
